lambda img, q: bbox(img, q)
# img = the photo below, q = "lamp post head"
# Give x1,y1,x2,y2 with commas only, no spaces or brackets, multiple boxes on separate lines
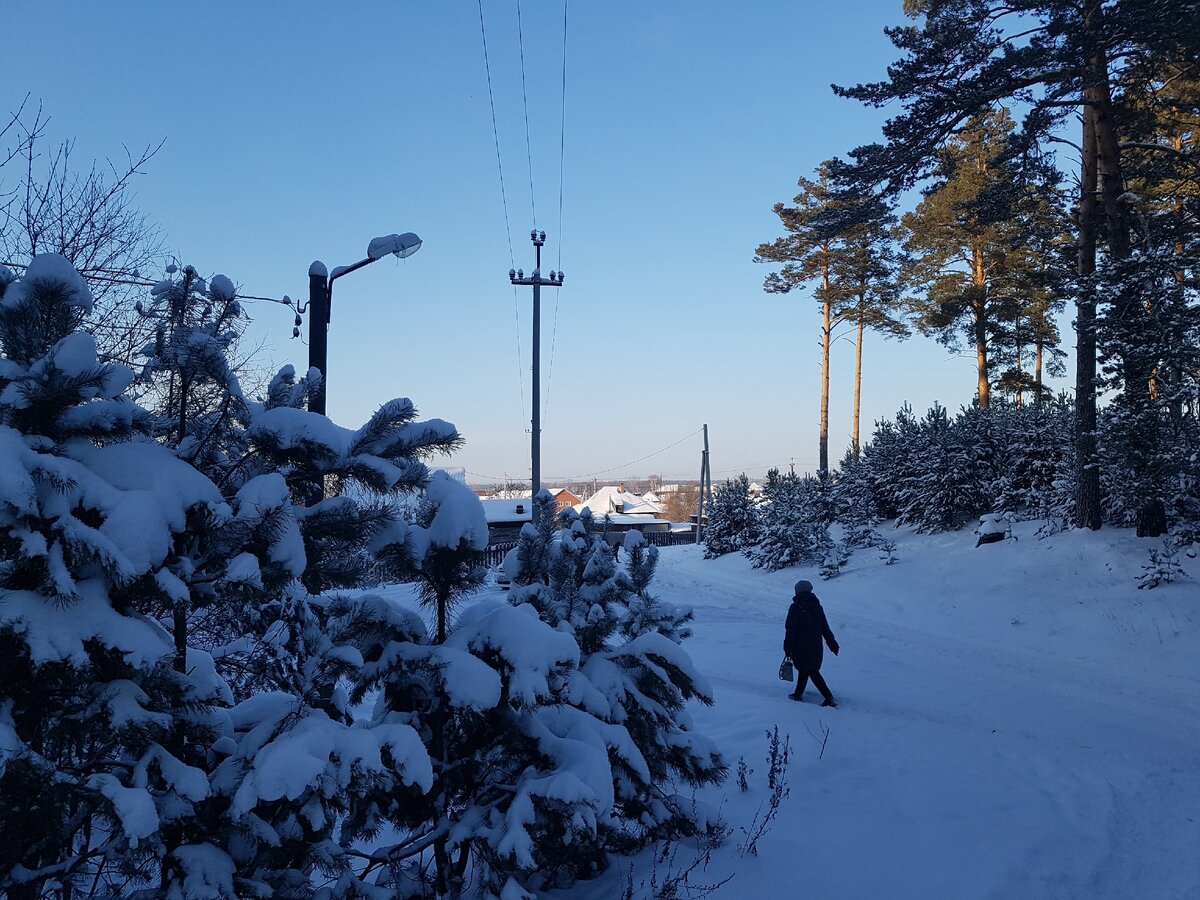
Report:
367,232,423,261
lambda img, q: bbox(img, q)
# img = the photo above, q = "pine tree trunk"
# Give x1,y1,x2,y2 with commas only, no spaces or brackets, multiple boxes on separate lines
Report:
1085,0,1163,536
432,592,450,897
1034,335,1044,406
852,312,864,459
972,244,990,409
819,256,831,473
1015,322,1025,409
1075,101,1102,530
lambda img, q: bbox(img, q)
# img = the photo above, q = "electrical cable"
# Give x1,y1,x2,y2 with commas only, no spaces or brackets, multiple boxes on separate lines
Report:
463,427,705,486
553,428,704,481
556,0,568,272
516,0,537,227
476,0,525,414
543,0,568,427
0,261,289,307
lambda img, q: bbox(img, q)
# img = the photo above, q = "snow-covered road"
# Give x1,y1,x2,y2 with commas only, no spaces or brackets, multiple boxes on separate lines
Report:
556,525,1200,899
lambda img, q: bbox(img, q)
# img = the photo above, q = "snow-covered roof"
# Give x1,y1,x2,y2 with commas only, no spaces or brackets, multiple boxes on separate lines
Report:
575,485,663,518
479,498,533,524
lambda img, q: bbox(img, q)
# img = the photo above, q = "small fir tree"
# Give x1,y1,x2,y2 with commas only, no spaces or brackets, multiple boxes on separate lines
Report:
703,474,759,558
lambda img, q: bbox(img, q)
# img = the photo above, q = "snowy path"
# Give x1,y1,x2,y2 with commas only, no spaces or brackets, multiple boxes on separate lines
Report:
551,528,1200,900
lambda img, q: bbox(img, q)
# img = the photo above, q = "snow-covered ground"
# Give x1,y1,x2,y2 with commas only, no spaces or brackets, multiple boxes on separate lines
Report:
538,522,1200,899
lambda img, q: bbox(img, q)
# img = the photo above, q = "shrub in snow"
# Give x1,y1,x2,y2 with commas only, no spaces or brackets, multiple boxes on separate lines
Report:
818,543,852,580
703,474,759,558
1137,538,1190,590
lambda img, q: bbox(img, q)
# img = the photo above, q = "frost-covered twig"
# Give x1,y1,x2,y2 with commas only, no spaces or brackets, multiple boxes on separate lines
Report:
738,726,791,858
804,718,832,759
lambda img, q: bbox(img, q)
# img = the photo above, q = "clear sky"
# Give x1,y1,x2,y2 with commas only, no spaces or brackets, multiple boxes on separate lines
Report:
4,1,1074,485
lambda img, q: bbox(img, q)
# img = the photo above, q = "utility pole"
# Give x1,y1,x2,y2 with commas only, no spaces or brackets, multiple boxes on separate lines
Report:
704,423,714,509
695,424,712,545
509,230,564,502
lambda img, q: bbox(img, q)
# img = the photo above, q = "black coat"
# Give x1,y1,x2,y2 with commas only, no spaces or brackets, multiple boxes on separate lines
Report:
784,591,839,672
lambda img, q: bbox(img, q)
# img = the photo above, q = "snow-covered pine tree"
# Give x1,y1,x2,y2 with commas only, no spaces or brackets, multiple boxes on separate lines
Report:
346,485,624,897
1095,246,1200,537
746,468,835,571
858,402,922,520
180,404,465,896
94,260,466,896
989,397,1076,524
0,254,569,898
0,256,230,898
703,474,759,558
894,404,990,533
834,449,885,548
482,504,726,890
622,529,694,642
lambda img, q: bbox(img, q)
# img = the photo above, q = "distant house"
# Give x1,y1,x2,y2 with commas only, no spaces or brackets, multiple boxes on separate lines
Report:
573,484,668,544
480,498,533,545
550,488,581,513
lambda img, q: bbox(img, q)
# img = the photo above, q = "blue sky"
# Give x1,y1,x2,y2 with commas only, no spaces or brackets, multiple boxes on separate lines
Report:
4,2,1073,484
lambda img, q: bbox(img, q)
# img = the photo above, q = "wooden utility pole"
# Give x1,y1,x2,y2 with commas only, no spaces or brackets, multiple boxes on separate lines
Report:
694,424,712,544
509,230,564,503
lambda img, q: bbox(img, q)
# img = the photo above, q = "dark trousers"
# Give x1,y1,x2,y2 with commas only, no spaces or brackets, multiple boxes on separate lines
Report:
793,670,833,702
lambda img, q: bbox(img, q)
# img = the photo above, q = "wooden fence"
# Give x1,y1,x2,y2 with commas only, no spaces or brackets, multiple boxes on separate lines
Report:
482,541,519,568
644,530,700,547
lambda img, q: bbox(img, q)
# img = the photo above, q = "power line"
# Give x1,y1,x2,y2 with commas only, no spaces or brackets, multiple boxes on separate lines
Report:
553,428,705,481
475,0,524,415
1,261,291,307
544,0,569,426
515,0,537,227
556,0,568,272
462,427,705,485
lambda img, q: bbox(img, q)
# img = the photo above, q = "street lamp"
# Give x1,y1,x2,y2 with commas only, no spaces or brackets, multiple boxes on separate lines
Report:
302,232,421,416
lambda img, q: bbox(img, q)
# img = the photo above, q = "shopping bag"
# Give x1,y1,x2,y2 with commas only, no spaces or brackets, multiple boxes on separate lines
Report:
778,657,794,682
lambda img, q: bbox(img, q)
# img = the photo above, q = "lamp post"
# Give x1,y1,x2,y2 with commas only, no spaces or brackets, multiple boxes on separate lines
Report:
509,229,564,501
303,232,422,416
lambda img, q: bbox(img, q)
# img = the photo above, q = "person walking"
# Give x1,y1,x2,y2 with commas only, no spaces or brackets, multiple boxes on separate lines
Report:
784,580,840,707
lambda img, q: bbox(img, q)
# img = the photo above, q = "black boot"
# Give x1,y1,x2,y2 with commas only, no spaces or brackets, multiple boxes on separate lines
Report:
820,697,838,708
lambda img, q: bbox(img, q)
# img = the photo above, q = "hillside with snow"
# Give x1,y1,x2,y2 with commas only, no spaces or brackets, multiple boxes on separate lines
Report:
525,522,1200,899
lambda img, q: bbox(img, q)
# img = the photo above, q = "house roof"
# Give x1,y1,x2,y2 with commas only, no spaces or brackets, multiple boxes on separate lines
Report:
479,498,533,524
575,485,663,518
